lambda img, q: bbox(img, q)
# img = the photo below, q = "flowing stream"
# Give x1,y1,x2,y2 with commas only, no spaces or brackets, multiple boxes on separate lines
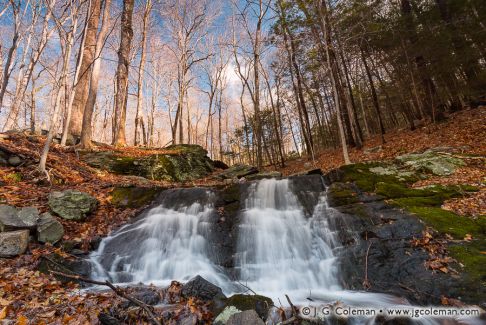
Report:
89,178,480,324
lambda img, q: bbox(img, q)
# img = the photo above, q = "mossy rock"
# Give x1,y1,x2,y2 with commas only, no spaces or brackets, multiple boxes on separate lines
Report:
81,145,215,182
48,190,98,221
327,182,359,207
336,203,370,219
408,207,486,239
449,240,486,286
223,294,273,320
396,151,465,176
110,186,164,208
216,164,258,180
245,171,282,181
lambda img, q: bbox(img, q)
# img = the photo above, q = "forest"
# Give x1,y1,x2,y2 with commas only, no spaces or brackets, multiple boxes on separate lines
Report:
0,0,485,324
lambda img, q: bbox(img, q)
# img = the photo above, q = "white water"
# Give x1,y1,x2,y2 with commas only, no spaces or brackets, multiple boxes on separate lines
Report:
90,191,232,291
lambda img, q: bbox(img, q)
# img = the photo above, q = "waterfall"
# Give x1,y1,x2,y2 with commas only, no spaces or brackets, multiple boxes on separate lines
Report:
90,188,232,291
236,178,341,295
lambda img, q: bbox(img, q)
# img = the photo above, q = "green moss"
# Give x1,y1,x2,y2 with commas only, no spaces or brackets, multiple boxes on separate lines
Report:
392,196,445,207
375,182,432,198
449,241,486,284
327,182,359,206
339,162,419,192
336,203,370,218
3,172,21,183
110,186,164,208
224,294,273,319
408,207,486,239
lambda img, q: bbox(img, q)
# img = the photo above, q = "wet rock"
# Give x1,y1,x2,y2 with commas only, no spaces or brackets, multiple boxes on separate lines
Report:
216,164,258,179
223,294,273,320
48,190,98,221
37,253,92,282
119,286,161,308
0,230,29,257
214,306,241,325
327,182,359,207
81,144,215,182
396,150,465,176
0,205,38,231
245,171,282,181
37,212,64,244
181,275,226,302
110,186,164,208
289,168,323,177
225,310,264,325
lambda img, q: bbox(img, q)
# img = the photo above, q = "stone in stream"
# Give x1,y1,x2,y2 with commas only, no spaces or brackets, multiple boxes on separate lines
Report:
225,310,264,325
0,230,29,257
223,294,273,320
37,212,64,244
48,190,98,221
0,205,38,231
181,275,226,302
214,306,241,325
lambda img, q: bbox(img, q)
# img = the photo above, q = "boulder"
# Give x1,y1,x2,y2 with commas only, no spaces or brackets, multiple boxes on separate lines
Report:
245,171,282,181
119,286,161,308
223,294,273,320
216,164,258,180
110,186,164,208
0,230,29,257
289,168,323,177
327,182,359,207
396,150,465,176
225,310,264,325
181,275,226,302
37,253,92,282
214,306,241,325
48,190,98,221
37,212,64,244
0,205,38,231
81,144,215,182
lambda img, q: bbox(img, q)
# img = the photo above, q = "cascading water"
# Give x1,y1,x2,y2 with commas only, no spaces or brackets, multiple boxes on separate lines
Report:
90,188,232,291
236,178,341,295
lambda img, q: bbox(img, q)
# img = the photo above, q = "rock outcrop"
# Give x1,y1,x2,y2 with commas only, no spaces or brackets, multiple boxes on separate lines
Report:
81,144,215,182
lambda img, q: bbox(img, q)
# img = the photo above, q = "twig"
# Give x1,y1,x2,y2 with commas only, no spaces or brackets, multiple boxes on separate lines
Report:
49,270,161,325
285,294,299,318
363,241,372,290
236,280,258,295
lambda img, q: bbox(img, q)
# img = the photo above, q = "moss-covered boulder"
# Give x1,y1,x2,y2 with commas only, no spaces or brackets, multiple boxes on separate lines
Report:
110,186,164,208
396,150,465,176
48,190,98,221
215,164,258,179
81,144,215,182
327,182,359,207
223,294,273,320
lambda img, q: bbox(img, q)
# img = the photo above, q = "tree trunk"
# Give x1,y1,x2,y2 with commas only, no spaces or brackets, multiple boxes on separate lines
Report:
134,0,151,146
112,0,134,146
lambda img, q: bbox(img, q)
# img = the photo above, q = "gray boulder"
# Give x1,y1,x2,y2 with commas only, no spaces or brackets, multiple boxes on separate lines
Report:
225,310,264,325
0,205,38,231
181,275,226,302
396,150,465,176
7,156,23,166
48,190,98,221
0,230,29,257
37,212,64,244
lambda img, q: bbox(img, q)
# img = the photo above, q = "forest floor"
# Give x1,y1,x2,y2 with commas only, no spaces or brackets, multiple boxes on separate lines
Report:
0,107,484,323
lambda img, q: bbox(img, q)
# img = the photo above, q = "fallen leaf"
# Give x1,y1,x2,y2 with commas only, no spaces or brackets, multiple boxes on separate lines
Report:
17,315,29,325
0,306,7,320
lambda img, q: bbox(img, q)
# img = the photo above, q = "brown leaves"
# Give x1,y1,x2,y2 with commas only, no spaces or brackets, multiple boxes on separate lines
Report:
412,228,458,274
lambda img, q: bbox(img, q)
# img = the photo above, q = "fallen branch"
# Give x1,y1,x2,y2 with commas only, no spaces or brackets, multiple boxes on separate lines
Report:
363,241,372,290
49,270,161,325
285,294,299,318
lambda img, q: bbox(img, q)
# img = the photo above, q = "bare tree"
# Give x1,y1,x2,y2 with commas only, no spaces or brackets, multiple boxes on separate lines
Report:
79,0,112,148
112,0,135,146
